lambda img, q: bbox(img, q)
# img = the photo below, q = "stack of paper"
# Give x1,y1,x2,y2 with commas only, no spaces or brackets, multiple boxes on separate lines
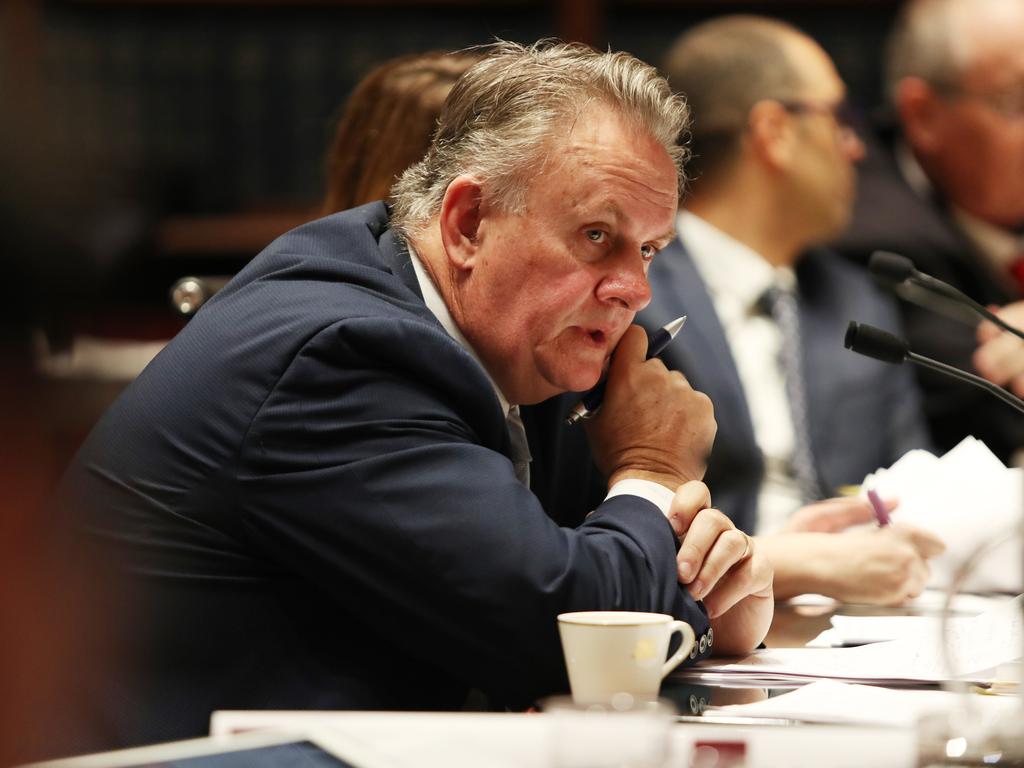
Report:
713,680,1019,727
677,596,1021,687
863,437,1023,593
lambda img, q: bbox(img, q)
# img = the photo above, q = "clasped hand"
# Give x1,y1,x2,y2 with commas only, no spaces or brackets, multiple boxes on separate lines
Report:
668,481,773,620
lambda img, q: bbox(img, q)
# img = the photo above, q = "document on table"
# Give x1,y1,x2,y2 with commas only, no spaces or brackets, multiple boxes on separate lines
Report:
713,680,1019,727
862,437,1023,593
678,595,1022,686
787,588,1010,615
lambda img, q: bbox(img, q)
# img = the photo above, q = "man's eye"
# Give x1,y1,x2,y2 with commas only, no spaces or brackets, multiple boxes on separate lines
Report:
586,230,607,244
641,244,656,262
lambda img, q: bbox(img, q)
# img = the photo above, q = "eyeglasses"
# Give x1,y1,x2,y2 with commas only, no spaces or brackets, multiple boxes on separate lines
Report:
933,83,1024,120
777,99,860,138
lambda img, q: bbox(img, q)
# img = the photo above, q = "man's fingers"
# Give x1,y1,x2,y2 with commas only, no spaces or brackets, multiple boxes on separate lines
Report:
893,524,946,558
977,318,1000,344
666,481,712,538
684,526,748,599
608,324,650,373
817,498,878,531
974,332,1024,386
700,555,765,619
785,496,886,533
675,506,732,583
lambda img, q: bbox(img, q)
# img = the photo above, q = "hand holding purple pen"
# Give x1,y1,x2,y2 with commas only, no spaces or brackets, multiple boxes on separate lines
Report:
866,488,890,527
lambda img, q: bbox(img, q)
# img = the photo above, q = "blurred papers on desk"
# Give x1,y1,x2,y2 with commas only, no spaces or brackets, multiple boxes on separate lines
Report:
787,588,1010,614
863,436,1022,594
678,595,1021,687
714,680,1019,727
207,710,916,768
806,595,1017,647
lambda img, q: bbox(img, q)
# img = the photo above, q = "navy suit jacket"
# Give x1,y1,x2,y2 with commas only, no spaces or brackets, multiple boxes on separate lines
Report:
56,203,711,753
638,239,931,533
834,121,1024,463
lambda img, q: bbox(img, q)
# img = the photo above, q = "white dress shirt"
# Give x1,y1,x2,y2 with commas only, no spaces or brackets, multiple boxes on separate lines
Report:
680,211,804,533
407,244,676,515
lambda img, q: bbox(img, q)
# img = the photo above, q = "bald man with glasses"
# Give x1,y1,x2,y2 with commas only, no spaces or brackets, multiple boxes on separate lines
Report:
635,15,944,605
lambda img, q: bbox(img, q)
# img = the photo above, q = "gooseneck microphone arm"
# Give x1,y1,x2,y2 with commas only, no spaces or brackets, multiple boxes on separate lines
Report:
905,351,1024,416
869,251,1024,342
845,321,1024,416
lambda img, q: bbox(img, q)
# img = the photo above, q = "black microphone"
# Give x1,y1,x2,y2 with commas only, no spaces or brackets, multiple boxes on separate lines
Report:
868,250,1024,342
845,321,1024,416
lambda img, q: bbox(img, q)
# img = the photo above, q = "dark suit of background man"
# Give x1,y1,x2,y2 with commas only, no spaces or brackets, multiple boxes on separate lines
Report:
639,16,942,606
834,0,1024,464
54,41,773,757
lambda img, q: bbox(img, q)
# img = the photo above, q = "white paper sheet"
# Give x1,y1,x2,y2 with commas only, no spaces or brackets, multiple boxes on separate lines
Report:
714,680,1019,727
863,437,1023,593
681,596,1022,686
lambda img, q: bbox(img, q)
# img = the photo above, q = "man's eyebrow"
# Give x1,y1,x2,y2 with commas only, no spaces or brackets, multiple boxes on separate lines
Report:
593,203,677,247
652,230,677,248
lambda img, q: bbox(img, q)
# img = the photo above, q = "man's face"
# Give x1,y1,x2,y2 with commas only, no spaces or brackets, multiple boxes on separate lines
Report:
454,107,679,405
916,11,1024,229
780,38,865,243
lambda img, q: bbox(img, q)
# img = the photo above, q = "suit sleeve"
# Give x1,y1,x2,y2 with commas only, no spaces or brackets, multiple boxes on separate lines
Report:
234,315,712,704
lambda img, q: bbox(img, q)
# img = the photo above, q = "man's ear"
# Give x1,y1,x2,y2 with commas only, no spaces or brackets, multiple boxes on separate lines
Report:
896,77,945,153
748,99,794,170
439,175,484,271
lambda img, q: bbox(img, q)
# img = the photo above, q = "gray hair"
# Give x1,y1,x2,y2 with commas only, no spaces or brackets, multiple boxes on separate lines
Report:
885,0,961,101
883,0,1013,102
390,39,690,238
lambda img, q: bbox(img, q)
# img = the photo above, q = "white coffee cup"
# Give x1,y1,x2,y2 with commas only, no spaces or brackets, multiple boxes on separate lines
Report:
557,611,696,704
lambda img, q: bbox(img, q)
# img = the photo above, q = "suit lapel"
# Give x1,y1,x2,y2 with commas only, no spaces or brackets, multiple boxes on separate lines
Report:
643,240,758,462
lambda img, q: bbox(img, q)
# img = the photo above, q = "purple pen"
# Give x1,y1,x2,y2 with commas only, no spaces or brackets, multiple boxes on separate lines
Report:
866,488,890,527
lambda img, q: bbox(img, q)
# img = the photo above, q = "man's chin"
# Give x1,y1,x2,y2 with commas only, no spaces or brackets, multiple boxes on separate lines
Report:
551,366,605,396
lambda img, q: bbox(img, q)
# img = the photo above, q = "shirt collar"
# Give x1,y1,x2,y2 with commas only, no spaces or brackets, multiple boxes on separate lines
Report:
407,243,511,416
679,210,796,312
895,139,936,202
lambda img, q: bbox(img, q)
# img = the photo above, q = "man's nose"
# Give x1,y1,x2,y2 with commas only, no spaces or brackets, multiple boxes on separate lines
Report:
596,256,652,311
842,128,866,162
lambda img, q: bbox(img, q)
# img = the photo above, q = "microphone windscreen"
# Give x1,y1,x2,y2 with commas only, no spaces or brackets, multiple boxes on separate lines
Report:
844,321,909,364
869,251,916,284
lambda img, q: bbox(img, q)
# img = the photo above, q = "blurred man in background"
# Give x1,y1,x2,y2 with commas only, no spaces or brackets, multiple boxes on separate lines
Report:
835,0,1024,463
642,15,943,604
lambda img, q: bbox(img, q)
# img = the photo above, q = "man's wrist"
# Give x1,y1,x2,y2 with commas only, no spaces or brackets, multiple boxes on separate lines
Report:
605,478,677,517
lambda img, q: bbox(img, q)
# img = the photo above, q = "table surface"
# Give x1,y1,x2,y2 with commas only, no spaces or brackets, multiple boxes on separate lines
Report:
25,595,1021,768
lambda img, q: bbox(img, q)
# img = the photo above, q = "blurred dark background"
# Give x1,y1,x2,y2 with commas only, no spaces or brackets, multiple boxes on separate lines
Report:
16,1,898,254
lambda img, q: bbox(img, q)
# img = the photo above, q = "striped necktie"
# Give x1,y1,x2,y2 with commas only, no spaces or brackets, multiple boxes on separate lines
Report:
506,405,532,487
760,285,822,503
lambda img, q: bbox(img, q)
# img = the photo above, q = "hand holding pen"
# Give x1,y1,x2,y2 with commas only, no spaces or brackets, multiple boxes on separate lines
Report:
566,316,687,425
866,488,891,527
581,323,716,490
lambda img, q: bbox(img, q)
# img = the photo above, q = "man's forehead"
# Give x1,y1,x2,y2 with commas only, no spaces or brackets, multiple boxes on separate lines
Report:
955,4,1024,77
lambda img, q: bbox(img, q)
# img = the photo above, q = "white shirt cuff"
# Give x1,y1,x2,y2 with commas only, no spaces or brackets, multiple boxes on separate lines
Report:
605,479,676,517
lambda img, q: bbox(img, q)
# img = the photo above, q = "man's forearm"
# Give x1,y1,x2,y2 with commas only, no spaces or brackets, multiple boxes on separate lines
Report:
756,533,833,600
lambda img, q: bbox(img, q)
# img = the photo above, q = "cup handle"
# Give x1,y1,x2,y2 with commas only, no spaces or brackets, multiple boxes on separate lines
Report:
661,620,696,680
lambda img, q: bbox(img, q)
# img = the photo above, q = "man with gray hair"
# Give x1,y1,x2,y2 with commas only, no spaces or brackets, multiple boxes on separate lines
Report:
56,40,772,753
835,0,1024,463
